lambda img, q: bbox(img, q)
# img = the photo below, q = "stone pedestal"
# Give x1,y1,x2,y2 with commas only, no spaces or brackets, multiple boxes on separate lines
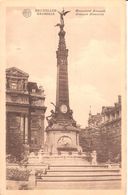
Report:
45,123,80,154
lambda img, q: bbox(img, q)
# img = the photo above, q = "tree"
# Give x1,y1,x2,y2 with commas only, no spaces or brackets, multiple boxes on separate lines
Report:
6,130,24,162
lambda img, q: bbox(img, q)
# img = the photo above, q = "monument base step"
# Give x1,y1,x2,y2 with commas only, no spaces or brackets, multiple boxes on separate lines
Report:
29,153,90,165
36,177,121,182
46,170,120,176
35,163,121,189
35,180,121,189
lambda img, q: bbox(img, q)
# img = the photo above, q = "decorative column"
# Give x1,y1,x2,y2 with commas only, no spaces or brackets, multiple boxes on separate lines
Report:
56,28,69,110
25,115,28,142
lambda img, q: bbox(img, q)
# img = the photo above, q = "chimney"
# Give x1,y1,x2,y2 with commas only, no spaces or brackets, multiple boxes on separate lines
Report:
118,95,121,104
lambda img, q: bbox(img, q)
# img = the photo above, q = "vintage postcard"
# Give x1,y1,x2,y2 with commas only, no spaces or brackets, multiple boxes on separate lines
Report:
0,0,126,195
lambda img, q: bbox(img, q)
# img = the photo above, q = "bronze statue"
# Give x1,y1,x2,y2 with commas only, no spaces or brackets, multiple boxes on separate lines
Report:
46,109,57,127
55,9,70,29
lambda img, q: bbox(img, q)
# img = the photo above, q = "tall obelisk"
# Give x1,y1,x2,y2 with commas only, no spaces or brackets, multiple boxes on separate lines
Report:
56,11,69,112
45,9,81,154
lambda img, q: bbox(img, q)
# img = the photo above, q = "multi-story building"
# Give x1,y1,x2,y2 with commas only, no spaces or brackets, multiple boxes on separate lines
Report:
100,95,121,162
6,67,46,153
79,96,121,163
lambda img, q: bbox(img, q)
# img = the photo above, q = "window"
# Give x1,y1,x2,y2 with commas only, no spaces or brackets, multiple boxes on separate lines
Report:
32,89,36,93
11,82,17,90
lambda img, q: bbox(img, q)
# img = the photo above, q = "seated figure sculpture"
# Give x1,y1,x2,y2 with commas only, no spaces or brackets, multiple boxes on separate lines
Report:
68,109,77,127
46,110,57,127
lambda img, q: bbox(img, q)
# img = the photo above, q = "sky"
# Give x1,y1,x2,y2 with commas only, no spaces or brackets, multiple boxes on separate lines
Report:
6,6,123,127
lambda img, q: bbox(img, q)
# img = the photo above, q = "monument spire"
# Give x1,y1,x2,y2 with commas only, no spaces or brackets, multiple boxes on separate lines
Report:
56,9,70,111
45,10,81,154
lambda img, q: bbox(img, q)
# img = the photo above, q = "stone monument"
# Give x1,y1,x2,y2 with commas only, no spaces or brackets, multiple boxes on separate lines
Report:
45,9,81,154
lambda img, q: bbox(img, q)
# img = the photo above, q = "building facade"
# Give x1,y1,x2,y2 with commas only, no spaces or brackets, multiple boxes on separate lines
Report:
79,96,121,163
6,67,46,153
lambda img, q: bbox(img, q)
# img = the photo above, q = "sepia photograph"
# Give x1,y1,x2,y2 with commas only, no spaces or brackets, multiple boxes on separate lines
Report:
3,1,125,192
